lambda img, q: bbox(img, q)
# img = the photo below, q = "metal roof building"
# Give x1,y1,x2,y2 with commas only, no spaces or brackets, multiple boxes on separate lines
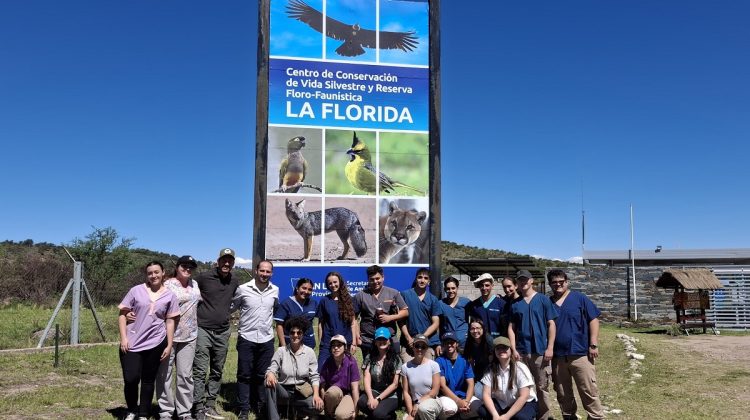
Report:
584,248,750,329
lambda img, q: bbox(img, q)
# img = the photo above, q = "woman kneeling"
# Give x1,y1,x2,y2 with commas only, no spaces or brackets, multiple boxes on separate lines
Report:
265,316,324,420
320,334,360,420
478,337,538,420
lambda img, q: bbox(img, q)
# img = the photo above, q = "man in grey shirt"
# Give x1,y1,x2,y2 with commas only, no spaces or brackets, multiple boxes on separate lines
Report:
353,265,409,356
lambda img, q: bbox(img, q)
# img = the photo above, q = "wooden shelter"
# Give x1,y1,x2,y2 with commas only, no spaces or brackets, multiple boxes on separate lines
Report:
656,269,723,335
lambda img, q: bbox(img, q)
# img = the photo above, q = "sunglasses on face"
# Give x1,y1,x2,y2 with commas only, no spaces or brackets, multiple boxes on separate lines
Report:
180,265,193,270
549,280,566,286
331,342,345,348
414,344,428,350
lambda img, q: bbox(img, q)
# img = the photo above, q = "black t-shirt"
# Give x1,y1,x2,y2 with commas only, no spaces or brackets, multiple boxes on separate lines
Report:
196,268,238,330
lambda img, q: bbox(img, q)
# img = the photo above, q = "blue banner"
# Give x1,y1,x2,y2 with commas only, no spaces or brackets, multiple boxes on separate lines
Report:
270,58,429,131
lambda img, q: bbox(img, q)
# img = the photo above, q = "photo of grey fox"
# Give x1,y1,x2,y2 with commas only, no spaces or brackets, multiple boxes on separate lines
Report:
285,198,368,261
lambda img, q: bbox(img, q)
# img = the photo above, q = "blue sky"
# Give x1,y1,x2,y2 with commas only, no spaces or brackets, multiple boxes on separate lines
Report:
1,0,748,264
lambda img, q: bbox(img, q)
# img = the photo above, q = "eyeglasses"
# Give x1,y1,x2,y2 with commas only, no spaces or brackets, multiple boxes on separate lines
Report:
414,344,428,350
180,265,194,270
289,330,303,336
331,342,345,348
549,280,566,286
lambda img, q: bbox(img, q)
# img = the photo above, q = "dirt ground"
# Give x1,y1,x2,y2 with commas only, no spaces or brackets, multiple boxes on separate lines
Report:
672,334,750,365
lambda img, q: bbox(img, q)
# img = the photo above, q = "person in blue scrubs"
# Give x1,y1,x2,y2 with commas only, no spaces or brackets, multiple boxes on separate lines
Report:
274,278,318,349
435,332,480,418
315,272,357,367
547,269,604,420
399,268,442,361
507,270,558,420
439,276,471,351
465,273,508,339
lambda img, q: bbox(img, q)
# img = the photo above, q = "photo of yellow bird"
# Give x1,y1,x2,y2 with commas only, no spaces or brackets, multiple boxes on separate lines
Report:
279,136,307,192
345,131,424,195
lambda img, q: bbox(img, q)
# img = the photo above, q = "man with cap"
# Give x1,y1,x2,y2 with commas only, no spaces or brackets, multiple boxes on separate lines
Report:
192,248,240,420
507,270,557,420
435,332,480,419
232,259,279,420
465,273,508,339
547,269,604,420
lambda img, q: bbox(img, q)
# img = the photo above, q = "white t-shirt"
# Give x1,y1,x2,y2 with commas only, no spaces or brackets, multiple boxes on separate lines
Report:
480,362,537,409
401,359,441,400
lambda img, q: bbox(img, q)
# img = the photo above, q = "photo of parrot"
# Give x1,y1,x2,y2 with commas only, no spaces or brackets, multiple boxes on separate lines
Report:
345,132,424,195
279,136,307,193
286,0,419,57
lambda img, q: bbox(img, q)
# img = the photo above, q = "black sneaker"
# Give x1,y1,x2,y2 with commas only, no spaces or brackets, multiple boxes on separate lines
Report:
237,411,249,420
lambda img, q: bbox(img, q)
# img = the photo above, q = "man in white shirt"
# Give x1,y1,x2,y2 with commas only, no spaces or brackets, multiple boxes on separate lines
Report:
232,260,279,420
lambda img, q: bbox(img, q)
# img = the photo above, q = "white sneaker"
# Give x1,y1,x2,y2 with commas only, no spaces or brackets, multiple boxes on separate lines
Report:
123,414,137,420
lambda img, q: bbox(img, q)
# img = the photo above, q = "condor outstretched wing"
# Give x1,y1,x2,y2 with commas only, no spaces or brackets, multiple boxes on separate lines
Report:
378,29,418,52
287,0,353,41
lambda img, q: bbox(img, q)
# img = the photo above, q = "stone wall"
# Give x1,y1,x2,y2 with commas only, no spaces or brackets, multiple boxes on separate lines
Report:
445,267,675,322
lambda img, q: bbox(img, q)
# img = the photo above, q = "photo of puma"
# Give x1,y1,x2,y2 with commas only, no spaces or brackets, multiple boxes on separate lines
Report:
378,198,429,264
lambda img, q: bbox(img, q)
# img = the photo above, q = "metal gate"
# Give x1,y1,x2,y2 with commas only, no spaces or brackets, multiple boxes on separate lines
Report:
708,266,750,329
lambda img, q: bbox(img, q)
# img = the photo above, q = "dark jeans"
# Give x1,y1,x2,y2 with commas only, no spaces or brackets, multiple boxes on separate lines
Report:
119,339,167,416
266,383,320,420
356,392,399,420
192,327,231,411
478,399,538,420
237,336,274,414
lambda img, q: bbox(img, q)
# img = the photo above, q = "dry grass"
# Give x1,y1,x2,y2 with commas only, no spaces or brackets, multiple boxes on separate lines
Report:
1,306,749,419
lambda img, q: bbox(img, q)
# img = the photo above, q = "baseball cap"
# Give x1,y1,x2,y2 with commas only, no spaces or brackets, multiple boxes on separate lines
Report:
218,248,236,259
516,270,533,280
473,273,494,287
330,334,347,345
441,332,458,343
374,327,391,340
412,334,429,346
177,255,198,269
493,336,512,348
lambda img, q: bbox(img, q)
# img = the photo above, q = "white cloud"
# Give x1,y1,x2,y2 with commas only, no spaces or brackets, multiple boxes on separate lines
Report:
235,257,253,267
568,256,583,264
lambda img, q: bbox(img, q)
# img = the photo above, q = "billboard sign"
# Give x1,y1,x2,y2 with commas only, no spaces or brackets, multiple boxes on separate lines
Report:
256,0,437,299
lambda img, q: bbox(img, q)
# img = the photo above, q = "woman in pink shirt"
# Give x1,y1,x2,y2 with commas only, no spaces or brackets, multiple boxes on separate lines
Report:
118,261,180,420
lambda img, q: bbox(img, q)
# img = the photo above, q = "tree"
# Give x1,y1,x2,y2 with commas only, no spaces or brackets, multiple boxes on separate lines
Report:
68,226,138,304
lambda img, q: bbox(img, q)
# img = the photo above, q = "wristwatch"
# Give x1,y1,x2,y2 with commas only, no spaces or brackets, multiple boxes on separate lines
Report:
376,396,382,402
589,344,598,349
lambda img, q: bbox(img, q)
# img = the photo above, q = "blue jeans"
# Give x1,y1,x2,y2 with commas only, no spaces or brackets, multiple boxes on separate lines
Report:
236,337,274,414
478,399,538,420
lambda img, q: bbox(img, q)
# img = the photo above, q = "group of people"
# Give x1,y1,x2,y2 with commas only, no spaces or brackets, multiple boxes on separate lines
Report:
117,248,604,420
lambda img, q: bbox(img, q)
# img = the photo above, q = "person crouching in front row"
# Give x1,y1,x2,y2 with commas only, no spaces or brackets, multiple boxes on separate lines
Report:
319,335,360,420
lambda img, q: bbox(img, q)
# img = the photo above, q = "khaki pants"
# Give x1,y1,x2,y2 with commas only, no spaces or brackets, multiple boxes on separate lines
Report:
404,397,442,420
438,395,480,419
323,386,355,420
552,355,604,419
521,354,552,420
